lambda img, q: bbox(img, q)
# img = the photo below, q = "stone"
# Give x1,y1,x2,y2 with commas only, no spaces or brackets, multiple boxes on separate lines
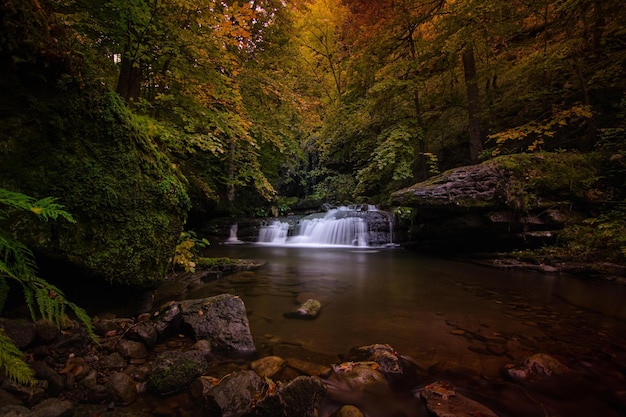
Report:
1,379,46,407
0,387,21,407
286,358,331,377
334,405,365,417
251,356,286,378
94,318,133,337
125,321,158,349
34,319,59,344
420,380,498,417
191,339,212,353
0,405,31,417
347,344,423,387
180,294,256,354
101,352,127,370
283,299,322,320
147,350,209,396
31,361,65,396
152,302,184,340
107,371,138,405
115,339,148,360
246,376,327,417
202,370,268,417
503,353,570,382
29,398,74,417
0,318,36,349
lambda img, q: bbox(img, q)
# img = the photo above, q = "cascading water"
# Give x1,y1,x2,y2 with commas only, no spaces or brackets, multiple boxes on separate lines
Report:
257,205,393,247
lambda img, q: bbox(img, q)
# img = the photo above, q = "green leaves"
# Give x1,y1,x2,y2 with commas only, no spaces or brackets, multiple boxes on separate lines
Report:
0,188,95,385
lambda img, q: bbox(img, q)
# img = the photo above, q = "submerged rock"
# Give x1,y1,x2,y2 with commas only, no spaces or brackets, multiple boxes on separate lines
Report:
502,353,570,383
283,299,322,320
420,380,499,417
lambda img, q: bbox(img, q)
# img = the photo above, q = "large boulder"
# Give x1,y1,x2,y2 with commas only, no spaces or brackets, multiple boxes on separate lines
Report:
0,8,188,293
391,153,597,251
180,294,256,354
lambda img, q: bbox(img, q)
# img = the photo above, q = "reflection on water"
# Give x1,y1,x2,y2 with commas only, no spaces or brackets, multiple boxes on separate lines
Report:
192,245,626,379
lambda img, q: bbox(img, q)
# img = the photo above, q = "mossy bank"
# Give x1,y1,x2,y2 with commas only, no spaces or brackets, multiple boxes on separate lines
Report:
0,33,188,290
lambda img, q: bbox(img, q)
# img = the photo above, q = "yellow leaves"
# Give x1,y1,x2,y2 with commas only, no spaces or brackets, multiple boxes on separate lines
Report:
490,104,593,156
29,207,43,216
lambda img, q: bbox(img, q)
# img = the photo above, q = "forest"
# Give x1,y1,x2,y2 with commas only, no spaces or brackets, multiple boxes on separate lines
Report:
1,0,626,407
1,0,625,273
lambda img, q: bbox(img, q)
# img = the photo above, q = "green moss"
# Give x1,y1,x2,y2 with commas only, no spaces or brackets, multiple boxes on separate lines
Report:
146,358,200,395
0,80,188,289
495,152,598,211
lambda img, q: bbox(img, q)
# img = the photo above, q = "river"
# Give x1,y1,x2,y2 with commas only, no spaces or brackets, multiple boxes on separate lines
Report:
187,243,626,417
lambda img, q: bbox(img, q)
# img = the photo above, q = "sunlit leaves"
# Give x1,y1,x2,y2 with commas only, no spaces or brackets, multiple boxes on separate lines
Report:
490,105,594,155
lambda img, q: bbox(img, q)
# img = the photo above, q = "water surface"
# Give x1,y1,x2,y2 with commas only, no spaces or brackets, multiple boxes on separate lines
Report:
193,245,626,373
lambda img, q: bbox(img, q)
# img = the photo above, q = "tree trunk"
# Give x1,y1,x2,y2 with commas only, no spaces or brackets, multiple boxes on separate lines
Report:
462,45,482,163
116,56,142,103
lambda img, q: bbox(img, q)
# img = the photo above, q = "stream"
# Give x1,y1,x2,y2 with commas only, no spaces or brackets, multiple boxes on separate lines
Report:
187,243,626,417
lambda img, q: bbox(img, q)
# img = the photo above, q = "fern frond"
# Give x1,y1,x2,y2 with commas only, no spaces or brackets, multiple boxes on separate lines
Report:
0,278,8,314
0,189,75,223
0,231,38,280
0,329,35,385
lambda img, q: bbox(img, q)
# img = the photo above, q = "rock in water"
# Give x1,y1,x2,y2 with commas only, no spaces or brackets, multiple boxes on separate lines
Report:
180,294,256,354
420,381,499,417
283,299,322,320
502,353,569,383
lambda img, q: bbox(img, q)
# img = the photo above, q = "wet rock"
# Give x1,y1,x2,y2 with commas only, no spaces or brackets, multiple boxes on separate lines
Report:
1,379,46,407
333,404,365,417
192,339,212,353
324,362,416,416
251,356,286,379
286,357,331,377
247,376,327,417
283,299,322,320
180,294,256,354
348,344,403,374
0,387,21,406
147,350,209,396
503,353,569,382
347,344,422,387
34,319,59,344
115,339,148,360
107,371,138,405
153,302,184,340
101,352,127,370
125,321,158,349
94,318,133,337
29,398,74,417
0,318,36,348
202,370,268,417
0,405,31,417
31,361,64,396
420,380,498,417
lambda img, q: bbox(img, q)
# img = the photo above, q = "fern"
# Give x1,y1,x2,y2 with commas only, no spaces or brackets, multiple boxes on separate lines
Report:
0,330,35,385
0,188,95,385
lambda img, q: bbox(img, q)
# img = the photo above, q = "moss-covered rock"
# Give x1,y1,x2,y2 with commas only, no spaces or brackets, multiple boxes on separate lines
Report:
0,11,188,289
390,152,599,252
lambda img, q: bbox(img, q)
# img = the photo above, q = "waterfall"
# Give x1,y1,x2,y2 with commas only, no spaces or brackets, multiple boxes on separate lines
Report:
225,224,243,244
257,205,393,247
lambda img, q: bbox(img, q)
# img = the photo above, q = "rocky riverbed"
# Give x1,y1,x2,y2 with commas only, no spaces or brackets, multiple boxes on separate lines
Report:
2,264,626,417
